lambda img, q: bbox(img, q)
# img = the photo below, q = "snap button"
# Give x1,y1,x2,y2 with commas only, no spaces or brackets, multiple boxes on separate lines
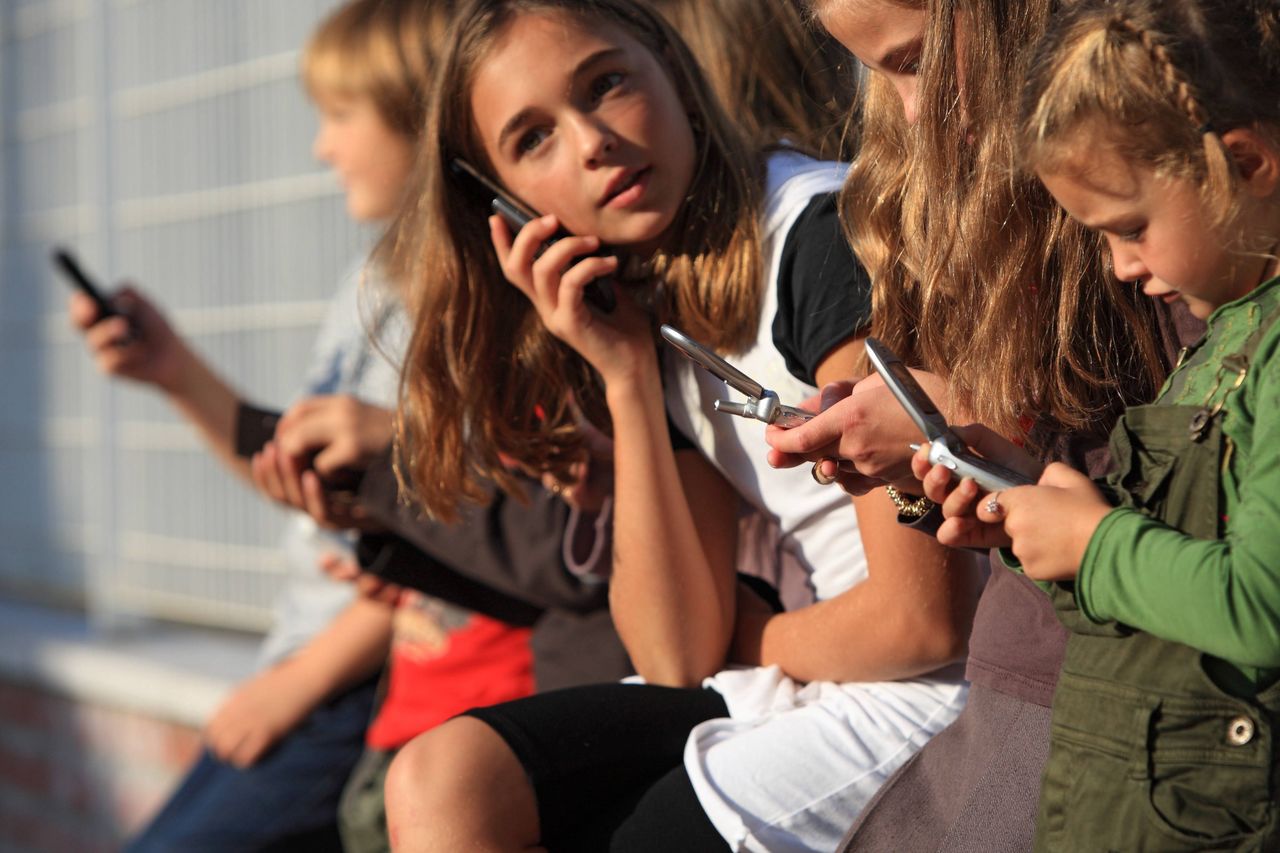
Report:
1227,716,1255,746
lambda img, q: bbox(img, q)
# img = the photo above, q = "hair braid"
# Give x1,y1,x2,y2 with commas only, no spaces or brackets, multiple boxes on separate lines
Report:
1106,12,1209,132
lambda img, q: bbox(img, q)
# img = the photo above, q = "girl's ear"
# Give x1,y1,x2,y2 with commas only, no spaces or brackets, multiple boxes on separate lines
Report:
1223,127,1280,199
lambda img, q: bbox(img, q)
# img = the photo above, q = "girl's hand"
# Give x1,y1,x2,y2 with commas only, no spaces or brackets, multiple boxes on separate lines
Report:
490,214,651,386
204,662,315,768
541,418,615,513
914,425,1043,550
766,370,951,494
316,552,401,605
275,396,394,479
250,440,382,532
68,285,190,391
977,463,1112,581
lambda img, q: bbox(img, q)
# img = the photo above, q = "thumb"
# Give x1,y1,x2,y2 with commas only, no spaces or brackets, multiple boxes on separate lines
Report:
819,380,856,412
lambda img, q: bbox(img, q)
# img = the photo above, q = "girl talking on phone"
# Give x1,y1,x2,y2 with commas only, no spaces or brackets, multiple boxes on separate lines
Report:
378,0,979,850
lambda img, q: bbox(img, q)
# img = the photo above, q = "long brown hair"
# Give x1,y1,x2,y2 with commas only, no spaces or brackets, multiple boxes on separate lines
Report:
1021,0,1280,229
648,0,857,160
385,0,766,519
835,0,1167,452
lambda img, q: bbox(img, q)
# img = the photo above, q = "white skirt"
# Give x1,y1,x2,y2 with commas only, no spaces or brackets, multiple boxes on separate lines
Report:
686,664,968,852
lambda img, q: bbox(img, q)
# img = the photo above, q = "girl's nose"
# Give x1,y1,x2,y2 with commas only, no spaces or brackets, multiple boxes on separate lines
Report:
893,78,920,126
1110,243,1148,284
576,115,618,166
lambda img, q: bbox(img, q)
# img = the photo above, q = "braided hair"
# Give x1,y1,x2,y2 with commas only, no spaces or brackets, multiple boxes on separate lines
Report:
1020,0,1280,226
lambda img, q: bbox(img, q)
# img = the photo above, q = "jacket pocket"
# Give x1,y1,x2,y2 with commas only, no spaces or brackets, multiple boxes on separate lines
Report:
1141,697,1273,848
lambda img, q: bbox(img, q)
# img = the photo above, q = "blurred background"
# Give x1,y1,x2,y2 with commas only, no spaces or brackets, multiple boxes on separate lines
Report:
1,0,372,847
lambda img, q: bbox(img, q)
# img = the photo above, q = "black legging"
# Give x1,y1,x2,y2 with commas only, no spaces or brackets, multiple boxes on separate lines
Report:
464,682,732,851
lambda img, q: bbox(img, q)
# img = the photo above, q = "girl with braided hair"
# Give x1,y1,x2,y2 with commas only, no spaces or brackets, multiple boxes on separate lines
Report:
915,0,1280,848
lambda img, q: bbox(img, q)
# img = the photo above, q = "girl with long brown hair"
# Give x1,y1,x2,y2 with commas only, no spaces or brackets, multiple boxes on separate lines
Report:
767,0,1197,850
378,0,978,849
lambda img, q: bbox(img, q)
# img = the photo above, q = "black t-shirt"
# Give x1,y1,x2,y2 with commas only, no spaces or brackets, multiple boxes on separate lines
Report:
773,191,872,386
669,189,872,451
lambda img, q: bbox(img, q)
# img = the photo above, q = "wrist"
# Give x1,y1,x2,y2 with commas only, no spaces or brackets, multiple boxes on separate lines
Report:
271,653,336,703
156,340,203,397
604,355,662,410
885,484,934,518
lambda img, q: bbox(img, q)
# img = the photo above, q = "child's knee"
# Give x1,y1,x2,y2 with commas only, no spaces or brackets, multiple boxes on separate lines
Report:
385,716,539,850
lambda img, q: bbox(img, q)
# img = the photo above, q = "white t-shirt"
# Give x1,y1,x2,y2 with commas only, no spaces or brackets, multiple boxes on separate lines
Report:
663,152,968,852
256,260,408,669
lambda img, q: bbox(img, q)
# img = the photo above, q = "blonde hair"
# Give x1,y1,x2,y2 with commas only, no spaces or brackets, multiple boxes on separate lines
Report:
648,0,857,160
385,0,766,520
836,0,1167,452
301,0,458,138
1020,0,1280,228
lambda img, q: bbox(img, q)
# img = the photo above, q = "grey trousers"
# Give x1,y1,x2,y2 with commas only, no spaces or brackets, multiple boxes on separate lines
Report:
839,684,1052,852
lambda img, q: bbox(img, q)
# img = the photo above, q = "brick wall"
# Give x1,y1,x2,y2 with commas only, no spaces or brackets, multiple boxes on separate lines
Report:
0,677,201,852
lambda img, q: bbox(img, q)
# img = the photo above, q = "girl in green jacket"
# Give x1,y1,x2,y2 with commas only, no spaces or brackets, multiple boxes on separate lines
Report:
917,0,1280,849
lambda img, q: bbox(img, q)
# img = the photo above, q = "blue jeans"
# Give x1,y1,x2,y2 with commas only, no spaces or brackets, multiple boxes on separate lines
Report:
126,677,378,852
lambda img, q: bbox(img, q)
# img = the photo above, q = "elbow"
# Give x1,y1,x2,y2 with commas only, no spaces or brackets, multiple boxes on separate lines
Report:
1227,628,1280,670
622,627,730,688
628,631,728,687
899,612,970,674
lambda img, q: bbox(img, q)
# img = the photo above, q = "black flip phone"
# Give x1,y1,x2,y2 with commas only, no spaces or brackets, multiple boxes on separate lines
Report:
449,159,616,314
52,247,121,320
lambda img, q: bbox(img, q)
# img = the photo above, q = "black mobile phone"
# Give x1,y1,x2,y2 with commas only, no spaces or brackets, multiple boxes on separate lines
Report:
863,337,1033,492
52,247,120,320
449,159,616,314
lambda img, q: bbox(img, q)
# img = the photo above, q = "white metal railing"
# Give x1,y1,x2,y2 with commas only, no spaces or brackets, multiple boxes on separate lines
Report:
1,0,360,632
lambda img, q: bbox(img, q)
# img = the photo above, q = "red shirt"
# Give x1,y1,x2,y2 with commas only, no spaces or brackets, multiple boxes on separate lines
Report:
365,591,534,750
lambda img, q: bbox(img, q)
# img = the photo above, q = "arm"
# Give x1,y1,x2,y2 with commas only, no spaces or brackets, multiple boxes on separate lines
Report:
732,339,980,683
493,215,739,686
360,452,609,614
606,363,741,685
70,287,251,483
1076,509,1280,668
204,596,393,767
1072,357,1280,667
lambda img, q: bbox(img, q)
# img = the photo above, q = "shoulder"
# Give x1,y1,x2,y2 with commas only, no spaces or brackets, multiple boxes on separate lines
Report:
763,153,871,386
761,150,849,239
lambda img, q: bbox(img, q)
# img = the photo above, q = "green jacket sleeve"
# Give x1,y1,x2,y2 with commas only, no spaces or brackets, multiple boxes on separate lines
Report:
1076,380,1280,669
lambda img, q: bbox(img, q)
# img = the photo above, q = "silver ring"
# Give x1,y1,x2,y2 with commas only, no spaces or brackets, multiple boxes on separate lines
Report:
985,492,1002,516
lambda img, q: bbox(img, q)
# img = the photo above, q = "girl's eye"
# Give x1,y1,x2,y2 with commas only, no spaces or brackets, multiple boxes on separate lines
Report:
898,56,921,75
517,127,550,154
1118,226,1146,242
590,71,625,101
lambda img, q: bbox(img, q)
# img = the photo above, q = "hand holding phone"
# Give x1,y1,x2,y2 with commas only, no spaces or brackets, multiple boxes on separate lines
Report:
450,159,616,314
660,324,814,428
863,337,1033,492
52,247,122,321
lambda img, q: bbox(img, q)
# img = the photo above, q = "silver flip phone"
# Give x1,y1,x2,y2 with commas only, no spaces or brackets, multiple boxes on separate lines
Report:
863,337,1032,492
660,324,814,428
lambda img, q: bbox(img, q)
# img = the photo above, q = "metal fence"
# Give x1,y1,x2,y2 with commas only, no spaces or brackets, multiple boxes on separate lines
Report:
0,0,369,631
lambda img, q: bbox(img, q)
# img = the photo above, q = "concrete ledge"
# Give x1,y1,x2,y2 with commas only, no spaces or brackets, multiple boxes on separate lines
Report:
0,600,261,728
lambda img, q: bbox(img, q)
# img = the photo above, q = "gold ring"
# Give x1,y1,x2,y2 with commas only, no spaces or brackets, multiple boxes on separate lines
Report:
810,457,839,486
